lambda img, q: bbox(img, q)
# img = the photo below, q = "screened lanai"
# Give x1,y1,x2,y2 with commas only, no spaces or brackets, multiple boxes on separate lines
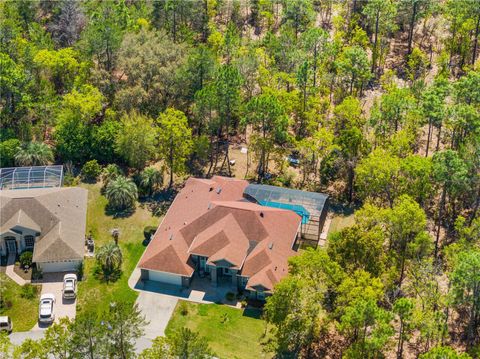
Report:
243,184,329,244
0,165,64,190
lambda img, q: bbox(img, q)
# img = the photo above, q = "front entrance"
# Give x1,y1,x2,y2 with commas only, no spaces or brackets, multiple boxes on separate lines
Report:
5,239,17,255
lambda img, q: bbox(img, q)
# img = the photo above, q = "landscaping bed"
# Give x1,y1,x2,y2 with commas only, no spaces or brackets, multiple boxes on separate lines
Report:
166,300,271,359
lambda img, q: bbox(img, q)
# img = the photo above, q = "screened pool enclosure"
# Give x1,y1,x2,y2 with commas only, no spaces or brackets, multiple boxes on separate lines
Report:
243,184,329,244
0,165,64,190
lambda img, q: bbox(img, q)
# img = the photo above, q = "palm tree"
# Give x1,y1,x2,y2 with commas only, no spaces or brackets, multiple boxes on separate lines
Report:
14,142,54,166
139,167,163,196
105,176,138,210
102,164,123,188
95,241,122,274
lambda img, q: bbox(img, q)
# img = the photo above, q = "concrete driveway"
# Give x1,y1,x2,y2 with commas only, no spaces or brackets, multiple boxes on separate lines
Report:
32,273,77,330
9,273,77,345
134,291,178,353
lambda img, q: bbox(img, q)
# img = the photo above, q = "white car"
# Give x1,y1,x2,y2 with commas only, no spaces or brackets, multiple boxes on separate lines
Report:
38,294,55,324
0,316,12,333
62,274,77,300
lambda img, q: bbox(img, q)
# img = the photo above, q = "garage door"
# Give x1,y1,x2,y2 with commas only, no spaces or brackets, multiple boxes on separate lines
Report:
38,261,80,273
148,270,182,286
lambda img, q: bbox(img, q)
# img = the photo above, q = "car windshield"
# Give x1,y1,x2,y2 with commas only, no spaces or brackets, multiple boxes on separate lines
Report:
0,322,8,327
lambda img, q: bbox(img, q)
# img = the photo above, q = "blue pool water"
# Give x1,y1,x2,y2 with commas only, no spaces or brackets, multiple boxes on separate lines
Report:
259,200,310,224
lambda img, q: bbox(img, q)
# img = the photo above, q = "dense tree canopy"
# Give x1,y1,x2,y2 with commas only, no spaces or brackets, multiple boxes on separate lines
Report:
1,1,479,357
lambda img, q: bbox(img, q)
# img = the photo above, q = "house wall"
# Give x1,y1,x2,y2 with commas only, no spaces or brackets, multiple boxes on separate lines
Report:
0,226,39,256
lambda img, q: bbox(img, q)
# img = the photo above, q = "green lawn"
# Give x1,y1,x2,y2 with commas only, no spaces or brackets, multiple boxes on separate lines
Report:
0,275,40,332
76,183,160,314
327,213,355,237
166,301,271,359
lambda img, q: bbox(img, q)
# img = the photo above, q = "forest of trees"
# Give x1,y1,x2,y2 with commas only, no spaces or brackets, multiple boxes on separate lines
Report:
1,0,480,358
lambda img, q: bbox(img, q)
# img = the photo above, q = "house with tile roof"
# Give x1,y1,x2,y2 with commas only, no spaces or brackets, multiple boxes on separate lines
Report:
137,176,328,300
0,187,88,273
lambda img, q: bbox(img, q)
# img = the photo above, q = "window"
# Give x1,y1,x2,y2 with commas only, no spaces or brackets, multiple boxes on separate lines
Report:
257,291,265,300
24,235,34,248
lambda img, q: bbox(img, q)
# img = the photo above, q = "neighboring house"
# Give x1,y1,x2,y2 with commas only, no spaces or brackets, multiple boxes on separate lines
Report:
0,187,88,273
138,176,328,300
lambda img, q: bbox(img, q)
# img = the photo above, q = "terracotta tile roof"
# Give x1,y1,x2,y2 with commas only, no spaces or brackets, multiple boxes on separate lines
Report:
138,176,301,291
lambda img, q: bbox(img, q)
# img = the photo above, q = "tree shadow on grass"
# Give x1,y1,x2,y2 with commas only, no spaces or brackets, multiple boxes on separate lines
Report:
139,187,178,217
242,307,263,319
104,205,136,219
93,265,123,283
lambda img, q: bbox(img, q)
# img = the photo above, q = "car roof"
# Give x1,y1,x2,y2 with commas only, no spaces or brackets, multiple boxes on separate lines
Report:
63,274,77,280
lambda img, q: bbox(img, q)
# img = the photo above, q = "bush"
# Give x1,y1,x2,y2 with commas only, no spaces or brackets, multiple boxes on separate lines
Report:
225,292,235,301
179,301,189,316
32,266,43,280
21,284,38,299
0,298,13,310
19,251,33,268
81,160,102,182
0,138,20,167
143,226,157,240
77,262,84,281
63,173,80,187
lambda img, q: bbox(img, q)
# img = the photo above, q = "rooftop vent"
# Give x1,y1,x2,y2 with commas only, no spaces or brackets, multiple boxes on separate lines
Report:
216,187,222,194
208,202,212,210
268,242,273,250
209,187,214,192
260,212,264,218
169,234,174,241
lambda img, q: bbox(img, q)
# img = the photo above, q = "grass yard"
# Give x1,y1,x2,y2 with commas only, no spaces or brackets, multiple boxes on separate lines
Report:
327,213,355,237
166,301,271,359
326,202,356,238
0,275,40,332
76,183,160,314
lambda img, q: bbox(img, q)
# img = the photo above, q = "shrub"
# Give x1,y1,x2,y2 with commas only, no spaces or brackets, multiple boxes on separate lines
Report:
21,284,38,299
77,262,84,281
63,173,80,187
19,251,33,268
225,292,235,301
81,160,102,182
32,266,43,280
179,301,189,316
0,138,20,167
143,226,157,240
240,300,248,308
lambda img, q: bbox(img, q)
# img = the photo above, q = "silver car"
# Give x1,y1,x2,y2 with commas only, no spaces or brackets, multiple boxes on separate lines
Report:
38,293,55,324
62,274,77,300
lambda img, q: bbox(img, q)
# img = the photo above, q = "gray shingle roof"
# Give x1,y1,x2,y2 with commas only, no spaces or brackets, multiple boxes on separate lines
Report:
0,187,88,262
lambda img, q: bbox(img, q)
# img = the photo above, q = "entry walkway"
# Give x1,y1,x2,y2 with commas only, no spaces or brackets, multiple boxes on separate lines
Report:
5,254,29,286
